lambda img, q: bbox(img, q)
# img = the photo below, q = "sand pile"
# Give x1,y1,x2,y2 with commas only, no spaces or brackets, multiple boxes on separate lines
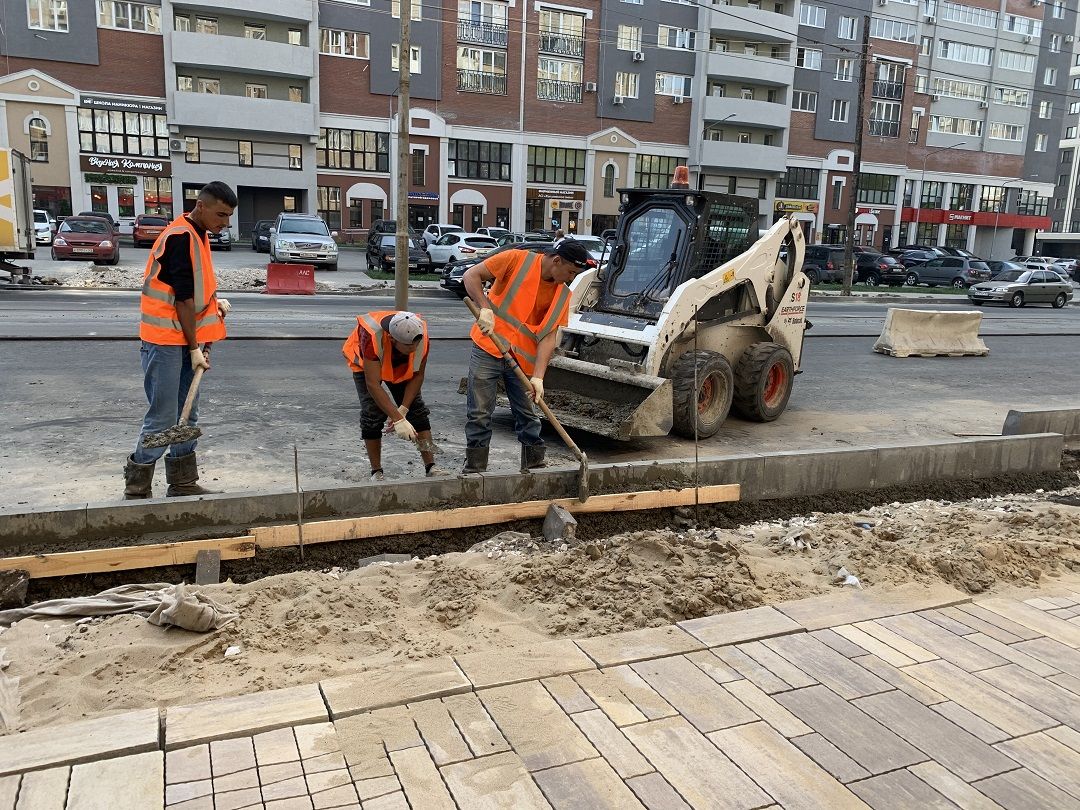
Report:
1,487,1078,734
42,262,333,291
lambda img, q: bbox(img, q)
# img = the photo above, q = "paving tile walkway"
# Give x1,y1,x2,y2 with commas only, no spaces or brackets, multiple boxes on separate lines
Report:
2,580,1080,809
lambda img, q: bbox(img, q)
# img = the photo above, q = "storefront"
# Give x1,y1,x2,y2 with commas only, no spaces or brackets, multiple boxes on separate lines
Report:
526,187,585,232
900,207,1051,258
773,199,818,243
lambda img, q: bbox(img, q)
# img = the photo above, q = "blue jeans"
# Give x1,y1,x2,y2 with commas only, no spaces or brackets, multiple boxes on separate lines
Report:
465,346,543,449
132,341,200,463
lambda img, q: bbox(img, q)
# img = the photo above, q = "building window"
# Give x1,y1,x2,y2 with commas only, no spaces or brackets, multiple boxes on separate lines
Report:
858,174,896,205
919,36,932,56
868,101,902,136
937,40,991,65
940,1,997,27
177,75,192,92
932,78,987,102
831,179,843,210
830,99,849,122
318,128,391,171
929,115,983,136
655,72,692,97
616,24,641,50
198,78,220,94
195,16,217,34
869,18,916,43
317,186,341,230
391,44,422,72
143,176,172,218
448,139,513,180
657,25,696,50
411,149,425,186
1039,101,1053,119
989,122,1024,141
28,0,67,31
458,46,508,94
527,146,586,185
920,180,943,208
289,86,304,103
289,145,302,170
185,137,200,163
834,58,853,81
737,132,752,144
238,141,252,167
538,9,586,58
288,28,303,45
1071,102,1080,115
979,186,1004,212
949,183,974,210
174,15,190,31
614,71,639,98
994,87,1030,107
792,90,817,111
1004,14,1041,37
391,0,422,20
320,28,370,58
1044,67,1057,86
28,117,48,162
776,167,819,199
244,23,266,39
98,1,161,33
1050,33,1062,53
603,164,616,198
77,107,169,157
1070,127,1080,139
998,50,1037,72
1035,133,1048,152
1017,190,1048,216
799,4,825,27
796,47,822,69
637,155,686,188
1052,0,1064,17
245,84,268,99
837,15,856,40
538,57,583,102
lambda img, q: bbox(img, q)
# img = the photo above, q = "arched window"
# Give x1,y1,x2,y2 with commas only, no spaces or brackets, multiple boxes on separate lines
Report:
29,117,48,162
603,163,616,198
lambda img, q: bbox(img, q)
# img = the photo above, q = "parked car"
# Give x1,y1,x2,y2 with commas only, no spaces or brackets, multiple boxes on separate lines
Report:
891,243,942,255
132,214,168,248
985,260,1028,276
251,220,274,252
861,255,909,286
938,246,980,259
208,228,232,251
1012,255,1061,270
51,216,119,265
475,226,510,239
562,234,609,264
366,220,421,248
909,256,991,288
495,231,554,247
801,245,848,284
33,209,55,245
441,241,539,297
426,232,498,267
77,210,117,227
367,234,430,272
968,268,1073,308
895,249,937,268
271,213,339,270
421,222,464,247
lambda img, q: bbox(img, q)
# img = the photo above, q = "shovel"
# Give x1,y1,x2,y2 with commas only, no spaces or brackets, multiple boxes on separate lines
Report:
464,297,589,502
141,344,211,449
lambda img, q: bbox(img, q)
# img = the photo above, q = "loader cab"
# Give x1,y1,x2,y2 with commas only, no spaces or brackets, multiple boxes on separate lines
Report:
596,188,757,321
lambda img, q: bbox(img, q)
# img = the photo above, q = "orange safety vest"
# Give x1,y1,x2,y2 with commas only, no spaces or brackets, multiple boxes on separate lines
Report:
139,214,226,346
342,310,429,383
470,251,571,376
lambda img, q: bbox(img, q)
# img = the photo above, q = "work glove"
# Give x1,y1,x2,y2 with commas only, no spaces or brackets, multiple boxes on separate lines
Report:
477,307,496,337
383,405,409,435
190,347,210,371
530,376,544,403
392,418,418,442
217,297,232,318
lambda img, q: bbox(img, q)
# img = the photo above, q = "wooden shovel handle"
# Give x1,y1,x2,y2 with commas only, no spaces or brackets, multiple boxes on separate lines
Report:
178,343,211,427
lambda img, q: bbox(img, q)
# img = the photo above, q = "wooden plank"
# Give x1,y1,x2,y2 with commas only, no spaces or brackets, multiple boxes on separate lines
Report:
0,537,256,580
252,484,741,548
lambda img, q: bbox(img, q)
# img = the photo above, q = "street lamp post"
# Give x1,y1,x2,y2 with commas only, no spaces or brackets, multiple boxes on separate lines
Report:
696,113,736,191
990,177,1033,261
911,142,967,248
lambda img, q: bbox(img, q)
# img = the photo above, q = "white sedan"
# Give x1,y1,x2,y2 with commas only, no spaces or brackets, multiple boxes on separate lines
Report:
426,233,499,267
561,235,609,264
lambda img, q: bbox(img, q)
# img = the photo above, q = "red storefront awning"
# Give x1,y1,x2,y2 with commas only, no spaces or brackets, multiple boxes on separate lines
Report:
900,208,1051,229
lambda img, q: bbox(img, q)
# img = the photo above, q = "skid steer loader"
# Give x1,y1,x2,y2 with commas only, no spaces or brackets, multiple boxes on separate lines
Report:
543,175,809,440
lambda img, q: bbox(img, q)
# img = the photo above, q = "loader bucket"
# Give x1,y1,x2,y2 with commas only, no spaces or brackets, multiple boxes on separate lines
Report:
542,356,673,440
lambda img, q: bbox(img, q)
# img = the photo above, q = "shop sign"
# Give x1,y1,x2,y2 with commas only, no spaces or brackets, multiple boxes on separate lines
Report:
550,200,583,212
408,191,439,201
80,95,166,115
856,207,882,215
947,212,973,223
528,187,585,200
774,199,818,214
80,154,171,177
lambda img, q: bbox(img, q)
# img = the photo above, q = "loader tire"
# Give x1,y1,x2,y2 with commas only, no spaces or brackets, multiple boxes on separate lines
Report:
671,350,734,439
732,342,794,422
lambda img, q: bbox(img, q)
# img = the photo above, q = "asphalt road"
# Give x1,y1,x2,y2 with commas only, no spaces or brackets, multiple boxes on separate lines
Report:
3,287,1079,507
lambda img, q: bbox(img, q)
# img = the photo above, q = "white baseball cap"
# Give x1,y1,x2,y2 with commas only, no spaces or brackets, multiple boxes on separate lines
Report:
389,311,424,344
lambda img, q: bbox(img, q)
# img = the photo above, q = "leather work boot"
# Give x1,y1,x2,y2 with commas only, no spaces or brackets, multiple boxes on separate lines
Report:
523,443,547,470
165,452,219,497
123,455,156,500
461,446,489,474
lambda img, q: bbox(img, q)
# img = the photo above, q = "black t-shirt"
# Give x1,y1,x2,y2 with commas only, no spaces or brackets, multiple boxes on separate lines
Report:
157,217,207,302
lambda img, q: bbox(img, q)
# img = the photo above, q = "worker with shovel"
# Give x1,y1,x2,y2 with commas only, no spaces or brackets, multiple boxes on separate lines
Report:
461,240,594,473
124,181,236,499
343,311,446,480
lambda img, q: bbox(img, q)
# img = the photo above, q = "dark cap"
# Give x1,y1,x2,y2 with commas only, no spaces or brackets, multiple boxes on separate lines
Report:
552,239,596,269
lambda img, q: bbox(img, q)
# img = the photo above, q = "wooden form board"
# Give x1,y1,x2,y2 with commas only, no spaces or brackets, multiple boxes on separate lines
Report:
252,484,741,549
1,536,256,579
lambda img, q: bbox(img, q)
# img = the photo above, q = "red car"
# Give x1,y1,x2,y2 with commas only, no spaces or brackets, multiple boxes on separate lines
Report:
133,214,168,248
51,216,120,265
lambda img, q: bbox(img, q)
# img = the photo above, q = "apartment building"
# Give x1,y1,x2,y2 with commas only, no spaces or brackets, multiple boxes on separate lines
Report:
784,0,1066,257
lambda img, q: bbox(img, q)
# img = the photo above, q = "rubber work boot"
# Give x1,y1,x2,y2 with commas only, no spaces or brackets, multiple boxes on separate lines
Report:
165,452,218,497
461,446,489,474
123,455,156,500
524,444,547,469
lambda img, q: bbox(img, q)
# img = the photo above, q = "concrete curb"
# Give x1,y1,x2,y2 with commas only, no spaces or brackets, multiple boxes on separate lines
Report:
1002,407,1080,448
0,433,1063,550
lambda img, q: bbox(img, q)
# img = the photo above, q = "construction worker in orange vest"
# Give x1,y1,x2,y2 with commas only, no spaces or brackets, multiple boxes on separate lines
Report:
343,311,447,480
124,181,236,499
461,240,594,473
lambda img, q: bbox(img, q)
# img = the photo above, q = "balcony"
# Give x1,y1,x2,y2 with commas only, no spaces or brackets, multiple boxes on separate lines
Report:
458,19,509,47
872,80,904,100
171,0,313,22
457,69,507,95
869,118,901,137
706,50,793,86
173,91,317,136
703,95,791,130
537,78,582,103
697,140,788,174
171,31,314,78
707,6,797,42
539,30,585,58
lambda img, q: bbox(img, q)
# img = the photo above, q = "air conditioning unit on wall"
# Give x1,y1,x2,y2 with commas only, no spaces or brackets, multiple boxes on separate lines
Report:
613,95,625,105
585,81,597,92
169,138,185,152
633,51,645,62
673,96,686,104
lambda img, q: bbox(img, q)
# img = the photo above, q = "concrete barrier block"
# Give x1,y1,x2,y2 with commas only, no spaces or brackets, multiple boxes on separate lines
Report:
873,308,989,358
1003,407,1080,447
994,433,1063,474
0,503,88,548
760,446,879,500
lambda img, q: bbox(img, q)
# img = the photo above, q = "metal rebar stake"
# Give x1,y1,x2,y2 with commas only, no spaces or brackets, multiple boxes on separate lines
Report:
693,305,700,525
294,444,305,562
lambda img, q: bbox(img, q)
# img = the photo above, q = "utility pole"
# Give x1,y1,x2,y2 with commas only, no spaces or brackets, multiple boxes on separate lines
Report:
841,15,870,297
394,0,411,310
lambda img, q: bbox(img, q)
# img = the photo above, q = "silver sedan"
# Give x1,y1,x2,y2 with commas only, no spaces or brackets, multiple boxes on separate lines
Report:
967,269,1074,309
